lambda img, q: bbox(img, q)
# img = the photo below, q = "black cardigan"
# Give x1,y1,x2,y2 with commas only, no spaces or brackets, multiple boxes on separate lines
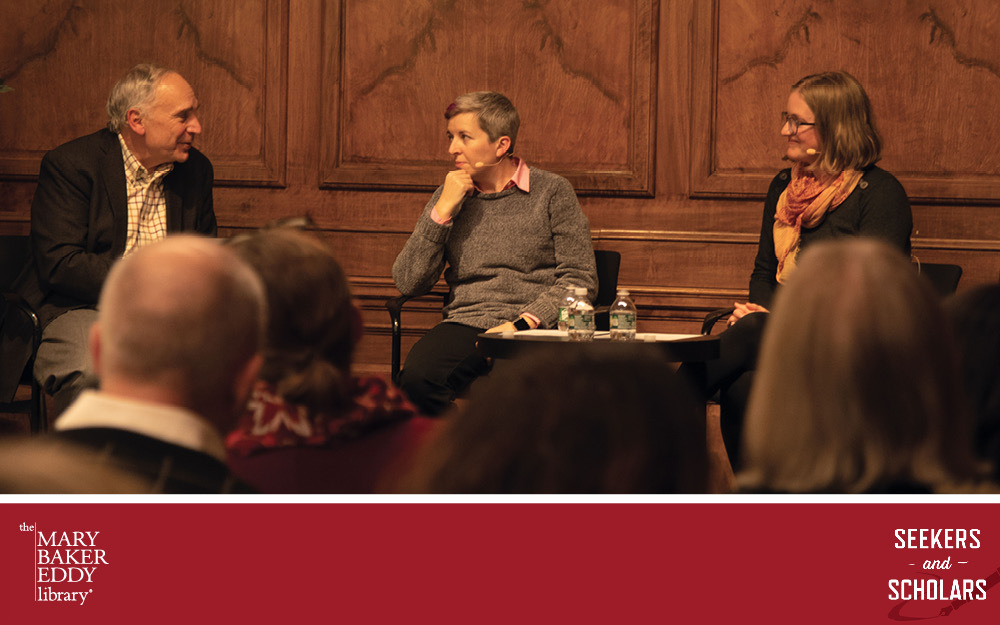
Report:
748,165,912,308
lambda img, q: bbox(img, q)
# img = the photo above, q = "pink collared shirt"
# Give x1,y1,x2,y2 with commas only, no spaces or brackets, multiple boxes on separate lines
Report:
499,156,531,193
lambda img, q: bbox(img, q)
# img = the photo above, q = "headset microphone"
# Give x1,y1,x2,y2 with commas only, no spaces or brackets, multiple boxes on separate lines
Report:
805,148,820,155
475,154,508,168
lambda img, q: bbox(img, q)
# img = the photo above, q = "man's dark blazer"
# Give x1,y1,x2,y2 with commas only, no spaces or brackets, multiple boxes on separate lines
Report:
0,129,216,401
53,427,255,494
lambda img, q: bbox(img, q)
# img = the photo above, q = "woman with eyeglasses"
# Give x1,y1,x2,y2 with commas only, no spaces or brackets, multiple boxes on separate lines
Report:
737,70,912,323
682,71,913,469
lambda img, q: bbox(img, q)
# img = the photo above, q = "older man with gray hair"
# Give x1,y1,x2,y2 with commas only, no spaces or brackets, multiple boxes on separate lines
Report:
1,64,216,417
52,235,265,493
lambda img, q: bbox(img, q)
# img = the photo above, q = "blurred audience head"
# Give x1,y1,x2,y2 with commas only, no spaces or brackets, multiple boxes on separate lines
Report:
407,344,708,493
92,235,266,431
946,283,1000,478
740,238,979,493
226,227,360,414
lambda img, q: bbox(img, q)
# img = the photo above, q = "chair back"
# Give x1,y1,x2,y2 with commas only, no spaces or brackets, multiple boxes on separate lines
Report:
594,250,621,308
0,234,46,432
0,235,31,291
913,261,962,298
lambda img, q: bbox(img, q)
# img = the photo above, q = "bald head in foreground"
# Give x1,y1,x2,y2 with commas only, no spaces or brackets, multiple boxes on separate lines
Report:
52,235,266,493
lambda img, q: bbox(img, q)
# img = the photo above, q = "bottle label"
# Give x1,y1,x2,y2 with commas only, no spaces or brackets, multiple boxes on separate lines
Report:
610,312,636,330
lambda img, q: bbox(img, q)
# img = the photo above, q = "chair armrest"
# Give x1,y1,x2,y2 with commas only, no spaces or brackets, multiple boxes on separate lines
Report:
385,295,415,385
2,291,41,347
701,307,735,335
386,294,413,325
1,291,46,432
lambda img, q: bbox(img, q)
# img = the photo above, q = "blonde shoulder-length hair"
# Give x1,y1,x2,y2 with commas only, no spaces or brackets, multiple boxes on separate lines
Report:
793,70,882,175
738,238,982,493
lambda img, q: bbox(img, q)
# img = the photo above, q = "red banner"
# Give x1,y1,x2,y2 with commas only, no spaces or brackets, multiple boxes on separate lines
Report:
1,501,998,624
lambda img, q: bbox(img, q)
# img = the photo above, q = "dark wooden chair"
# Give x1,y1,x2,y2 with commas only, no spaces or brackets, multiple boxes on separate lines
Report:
0,235,47,433
386,249,621,384
913,261,962,298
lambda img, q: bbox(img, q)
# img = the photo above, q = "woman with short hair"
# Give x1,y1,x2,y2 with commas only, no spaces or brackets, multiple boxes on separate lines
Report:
392,92,597,416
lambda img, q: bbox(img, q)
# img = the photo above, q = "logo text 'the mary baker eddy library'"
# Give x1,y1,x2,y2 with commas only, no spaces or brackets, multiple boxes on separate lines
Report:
22,522,110,606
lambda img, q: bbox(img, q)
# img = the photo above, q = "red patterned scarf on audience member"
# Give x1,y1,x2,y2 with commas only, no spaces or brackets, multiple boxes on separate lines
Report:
226,377,418,456
773,163,862,283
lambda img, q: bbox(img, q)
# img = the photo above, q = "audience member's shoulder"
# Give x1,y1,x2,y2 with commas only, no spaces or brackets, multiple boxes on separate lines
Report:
0,436,154,494
52,427,254,494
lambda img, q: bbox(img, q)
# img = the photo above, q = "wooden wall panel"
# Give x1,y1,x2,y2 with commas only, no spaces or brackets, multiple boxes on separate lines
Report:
691,0,1000,202
2,0,999,376
320,0,658,196
0,0,288,186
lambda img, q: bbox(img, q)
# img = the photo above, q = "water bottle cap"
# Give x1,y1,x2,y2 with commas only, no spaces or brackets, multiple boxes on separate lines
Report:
617,289,629,296
574,287,587,296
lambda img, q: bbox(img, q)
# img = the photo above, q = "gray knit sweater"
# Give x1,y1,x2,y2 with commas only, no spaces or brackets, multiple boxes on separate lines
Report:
393,167,597,330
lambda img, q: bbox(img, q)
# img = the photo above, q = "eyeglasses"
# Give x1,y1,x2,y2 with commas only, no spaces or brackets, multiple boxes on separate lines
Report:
780,112,816,134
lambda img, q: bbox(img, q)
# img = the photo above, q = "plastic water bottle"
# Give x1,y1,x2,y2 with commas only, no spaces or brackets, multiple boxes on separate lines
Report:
567,287,595,341
609,289,637,341
557,286,576,332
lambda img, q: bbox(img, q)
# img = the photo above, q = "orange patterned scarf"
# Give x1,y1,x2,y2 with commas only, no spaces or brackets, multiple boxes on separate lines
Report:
773,164,863,283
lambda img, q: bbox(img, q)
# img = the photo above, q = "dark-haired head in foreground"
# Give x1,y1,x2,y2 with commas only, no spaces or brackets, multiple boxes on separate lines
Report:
946,284,1000,481
225,228,428,493
407,344,708,494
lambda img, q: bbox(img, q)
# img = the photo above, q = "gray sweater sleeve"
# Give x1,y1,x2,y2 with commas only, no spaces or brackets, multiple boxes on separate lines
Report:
392,188,450,297
520,176,596,326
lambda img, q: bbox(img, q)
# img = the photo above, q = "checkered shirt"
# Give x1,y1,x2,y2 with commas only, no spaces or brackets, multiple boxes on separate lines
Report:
118,133,174,256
